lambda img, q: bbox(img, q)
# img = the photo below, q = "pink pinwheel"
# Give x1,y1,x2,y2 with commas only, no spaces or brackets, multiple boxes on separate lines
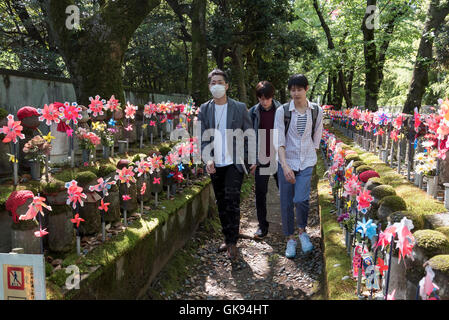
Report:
88,177,116,197
106,95,120,111
393,114,403,130
165,152,180,166
144,103,157,118
88,95,105,117
114,166,136,187
150,120,156,127
374,128,384,136
66,128,73,137
38,103,61,125
394,217,415,263
59,102,82,125
122,195,131,201
0,114,25,143
140,182,147,195
356,189,373,212
71,213,85,228
376,225,396,250
19,196,52,221
65,180,87,209
419,265,440,300
149,154,164,173
343,175,361,198
134,160,151,177
98,199,110,212
34,228,49,238
125,124,133,131
153,177,161,184
390,129,399,142
387,289,396,300
125,102,138,119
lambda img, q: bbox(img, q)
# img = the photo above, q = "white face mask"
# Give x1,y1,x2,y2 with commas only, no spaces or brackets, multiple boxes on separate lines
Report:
210,84,226,99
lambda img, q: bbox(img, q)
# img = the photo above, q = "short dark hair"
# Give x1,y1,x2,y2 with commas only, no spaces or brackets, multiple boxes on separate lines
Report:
255,81,275,99
208,69,228,83
288,74,309,90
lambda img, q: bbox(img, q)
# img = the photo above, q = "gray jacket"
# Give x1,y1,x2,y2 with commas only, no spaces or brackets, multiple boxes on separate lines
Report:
248,99,282,165
197,97,253,174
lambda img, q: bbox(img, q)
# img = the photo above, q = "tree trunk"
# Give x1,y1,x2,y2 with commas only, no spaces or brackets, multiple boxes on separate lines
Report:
403,0,449,114
191,0,209,105
231,44,248,105
310,71,325,101
362,0,379,111
42,0,160,106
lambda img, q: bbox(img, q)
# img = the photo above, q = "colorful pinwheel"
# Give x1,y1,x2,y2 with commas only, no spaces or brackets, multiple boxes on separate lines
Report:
0,114,25,143
88,95,106,117
59,102,82,125
88,177,116,197
65,180,87,209
114,166,136,187
356,217,377,240
124,102,138,119
19,196,52,221
38,103,61,125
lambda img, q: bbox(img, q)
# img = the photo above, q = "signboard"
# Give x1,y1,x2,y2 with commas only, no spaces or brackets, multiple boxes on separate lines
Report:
0,253,46,300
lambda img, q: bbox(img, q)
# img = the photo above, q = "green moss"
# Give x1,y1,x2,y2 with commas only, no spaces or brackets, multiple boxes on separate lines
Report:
371,185,396,200
352,161,366,168
436,227,449,239
0,107,8,119
54,170,76,182
345,154,360,163
158,145,172,157
74,171,97,187
379,195,407,212
388,211,425,230
41,179,65,194
97,164,117,177
414,230,449,256
356,165,374,174
317,151,356,300
428,255,449,275
45,262,53,277
132,153,147,163
368,177,382,184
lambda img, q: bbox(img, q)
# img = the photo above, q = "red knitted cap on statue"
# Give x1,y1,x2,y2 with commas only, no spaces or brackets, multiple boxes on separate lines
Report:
6,190,34,223
359,170,380,183
17,106,39,120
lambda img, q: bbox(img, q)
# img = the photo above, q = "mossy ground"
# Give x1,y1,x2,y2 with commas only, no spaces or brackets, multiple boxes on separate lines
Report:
414,230,449,256
317,150,357,300
326,126,446,222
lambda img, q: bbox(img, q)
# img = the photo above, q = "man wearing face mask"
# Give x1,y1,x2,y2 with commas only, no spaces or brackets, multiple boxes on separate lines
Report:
197,68,253,261
248,81,280,239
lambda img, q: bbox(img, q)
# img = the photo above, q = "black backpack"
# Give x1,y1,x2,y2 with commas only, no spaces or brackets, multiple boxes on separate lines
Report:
282,102,320,138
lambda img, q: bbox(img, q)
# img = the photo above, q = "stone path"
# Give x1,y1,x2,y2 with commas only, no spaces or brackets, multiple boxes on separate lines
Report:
144,176,324,300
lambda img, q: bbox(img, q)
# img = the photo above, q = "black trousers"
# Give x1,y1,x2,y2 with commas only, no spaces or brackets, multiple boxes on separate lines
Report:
211,165,244,245
255,164,278,232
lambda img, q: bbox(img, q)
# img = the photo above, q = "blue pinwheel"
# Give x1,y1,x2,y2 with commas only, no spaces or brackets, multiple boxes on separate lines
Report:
356,217,377,241
178,163,184,171
167,172,174,178
108,118,116,127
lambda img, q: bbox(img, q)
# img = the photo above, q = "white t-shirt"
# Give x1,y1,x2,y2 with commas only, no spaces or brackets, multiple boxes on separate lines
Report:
214,103,233,166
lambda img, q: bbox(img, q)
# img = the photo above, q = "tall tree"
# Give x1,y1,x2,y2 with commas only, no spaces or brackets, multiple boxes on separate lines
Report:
403,0,449,114
41,0,161,105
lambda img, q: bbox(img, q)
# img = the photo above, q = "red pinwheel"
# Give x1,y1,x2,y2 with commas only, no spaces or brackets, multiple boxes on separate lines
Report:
114,166,136,187
122,195,131,201
106,95,120,111
153,177,161,184
38,103,61,126
98,199,110,212
376,257,389,276
65,180,87,209
59,102,82,125
356,189,373,212
376,225,396,250
88,95,105,117
71,213,85,228
0,114,25,143
150,121,156,127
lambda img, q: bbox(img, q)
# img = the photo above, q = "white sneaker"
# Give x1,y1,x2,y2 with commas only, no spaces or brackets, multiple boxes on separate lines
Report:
299,232,313,253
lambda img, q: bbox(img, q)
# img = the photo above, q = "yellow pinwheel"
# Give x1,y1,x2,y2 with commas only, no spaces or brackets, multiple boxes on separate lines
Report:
347,200,352,209
8,153,18,163
92,121,102,131
142,124,148,129
43,131,55,143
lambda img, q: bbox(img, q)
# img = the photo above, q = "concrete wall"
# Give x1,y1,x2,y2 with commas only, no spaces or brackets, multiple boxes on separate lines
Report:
0,68,190,115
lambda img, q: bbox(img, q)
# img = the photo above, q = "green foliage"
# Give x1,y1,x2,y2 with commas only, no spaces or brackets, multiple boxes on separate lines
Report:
74,171,97,188
414,230,449,256
428,255,449,275
371,185,396,200
355,165,373,174
379,195,407,212
41,179,65,194
97,164,117,178
388,211,425,230
0,107,8,119
352,161,366,168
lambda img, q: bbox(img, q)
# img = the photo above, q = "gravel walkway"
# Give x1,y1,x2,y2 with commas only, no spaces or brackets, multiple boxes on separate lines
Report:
144,176,324,300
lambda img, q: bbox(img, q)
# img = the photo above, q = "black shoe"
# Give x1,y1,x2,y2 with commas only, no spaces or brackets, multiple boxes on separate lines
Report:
254,228,268,239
